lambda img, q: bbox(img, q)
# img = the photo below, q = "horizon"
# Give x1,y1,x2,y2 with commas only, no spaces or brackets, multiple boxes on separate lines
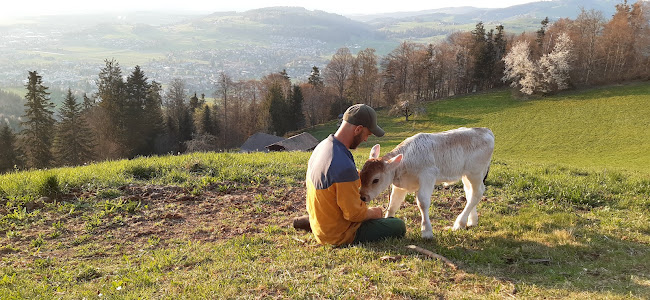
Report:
1,0,542,18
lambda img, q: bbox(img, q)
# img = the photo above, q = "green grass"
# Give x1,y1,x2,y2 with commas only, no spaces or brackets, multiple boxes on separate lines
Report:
1,83,649,298
356,83,650,173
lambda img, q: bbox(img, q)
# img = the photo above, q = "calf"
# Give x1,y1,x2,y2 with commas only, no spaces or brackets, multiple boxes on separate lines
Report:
359,127,494,239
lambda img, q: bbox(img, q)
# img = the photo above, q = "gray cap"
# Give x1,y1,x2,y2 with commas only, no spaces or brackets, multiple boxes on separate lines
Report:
342,104,385,137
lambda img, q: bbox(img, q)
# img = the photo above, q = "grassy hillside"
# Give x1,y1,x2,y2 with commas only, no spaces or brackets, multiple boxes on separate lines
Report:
0,84,649,298
351,82,650,173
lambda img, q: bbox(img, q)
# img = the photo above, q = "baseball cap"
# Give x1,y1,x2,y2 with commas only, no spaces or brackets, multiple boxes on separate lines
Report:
342,104,385,137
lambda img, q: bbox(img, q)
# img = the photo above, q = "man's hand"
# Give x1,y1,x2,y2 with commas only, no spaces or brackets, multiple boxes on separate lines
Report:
365,206,383,220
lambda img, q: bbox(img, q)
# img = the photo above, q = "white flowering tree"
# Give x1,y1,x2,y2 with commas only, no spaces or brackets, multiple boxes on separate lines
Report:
503,32,574,96
502,40,538,95
540,32,573,92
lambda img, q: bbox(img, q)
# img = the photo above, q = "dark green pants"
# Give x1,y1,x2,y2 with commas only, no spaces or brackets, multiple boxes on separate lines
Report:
352,217,406,244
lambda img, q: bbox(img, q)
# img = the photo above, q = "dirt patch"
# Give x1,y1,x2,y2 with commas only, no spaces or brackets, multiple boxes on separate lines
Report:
115,183,306,243
2,182,307,262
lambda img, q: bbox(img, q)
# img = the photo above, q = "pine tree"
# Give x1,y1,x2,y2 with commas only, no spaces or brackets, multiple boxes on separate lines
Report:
143,81,165,154
164,78,193,152
492,25,508,88
289,85,305,131
53,89,95,166
0,124,21,173
124,65,149,156
96,59,128,158
267,83,289,136
82,93,95,111
195,104,219,136
470,22,497,90
308,66,323,88
306,66,326,126
189,92,200,111
21,71,56,169
537,17,550,52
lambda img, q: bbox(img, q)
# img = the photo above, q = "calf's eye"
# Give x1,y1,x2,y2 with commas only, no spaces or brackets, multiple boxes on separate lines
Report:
372,178,379,184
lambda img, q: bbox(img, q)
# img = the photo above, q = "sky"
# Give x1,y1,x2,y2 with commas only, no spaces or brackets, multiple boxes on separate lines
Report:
0,0,543,17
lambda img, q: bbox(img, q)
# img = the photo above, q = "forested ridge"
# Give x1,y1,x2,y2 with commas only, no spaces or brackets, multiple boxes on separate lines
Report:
1,1,649,173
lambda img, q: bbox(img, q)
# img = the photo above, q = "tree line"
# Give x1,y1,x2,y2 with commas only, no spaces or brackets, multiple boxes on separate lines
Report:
1,0,649,173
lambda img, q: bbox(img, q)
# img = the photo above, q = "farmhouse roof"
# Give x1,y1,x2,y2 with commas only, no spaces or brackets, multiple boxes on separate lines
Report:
265,132,320,152
239,132,285,153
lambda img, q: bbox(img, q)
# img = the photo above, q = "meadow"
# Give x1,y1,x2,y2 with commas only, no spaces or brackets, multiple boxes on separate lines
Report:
0,83,649,299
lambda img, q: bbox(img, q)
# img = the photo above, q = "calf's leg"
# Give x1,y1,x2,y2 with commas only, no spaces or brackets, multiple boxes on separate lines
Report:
416,181,435,239
386,186,408,218
454,174,485,230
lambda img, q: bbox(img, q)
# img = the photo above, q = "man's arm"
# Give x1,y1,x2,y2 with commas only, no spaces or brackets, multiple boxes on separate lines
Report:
335,180,372,222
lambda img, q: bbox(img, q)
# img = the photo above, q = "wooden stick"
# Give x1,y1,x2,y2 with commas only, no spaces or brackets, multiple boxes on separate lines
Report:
406,245,458,270
292,237,306,244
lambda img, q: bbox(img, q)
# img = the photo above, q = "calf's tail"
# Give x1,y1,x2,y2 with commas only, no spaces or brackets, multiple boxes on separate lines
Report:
483,166,490,184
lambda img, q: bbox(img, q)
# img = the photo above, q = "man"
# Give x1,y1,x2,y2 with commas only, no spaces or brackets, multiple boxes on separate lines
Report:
294,104,406,245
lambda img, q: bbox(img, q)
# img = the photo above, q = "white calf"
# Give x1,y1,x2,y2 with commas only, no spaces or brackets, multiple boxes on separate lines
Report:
359,127,494,239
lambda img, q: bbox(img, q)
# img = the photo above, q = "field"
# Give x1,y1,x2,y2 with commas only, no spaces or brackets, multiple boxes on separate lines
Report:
1,83,649,299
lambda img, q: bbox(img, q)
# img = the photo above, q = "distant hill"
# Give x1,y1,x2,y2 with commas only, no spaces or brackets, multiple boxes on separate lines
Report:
351,0,618,22
61,7,382,51
354,0,620,42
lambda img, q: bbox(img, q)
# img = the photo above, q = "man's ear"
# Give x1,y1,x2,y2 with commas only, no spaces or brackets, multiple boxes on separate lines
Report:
353,125,364,135
386,154,403,167
369,144,380,159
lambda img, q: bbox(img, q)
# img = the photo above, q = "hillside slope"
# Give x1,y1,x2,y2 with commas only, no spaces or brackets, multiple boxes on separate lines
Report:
426,84,648,172
1,82,649,299
309,82,650,173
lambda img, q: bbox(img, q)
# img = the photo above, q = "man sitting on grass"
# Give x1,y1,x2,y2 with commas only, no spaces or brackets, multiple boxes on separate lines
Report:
293,104,406,245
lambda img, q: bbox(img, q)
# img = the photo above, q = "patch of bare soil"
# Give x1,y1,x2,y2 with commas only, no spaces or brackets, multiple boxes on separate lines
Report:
3,182,307,262
116,183,306,242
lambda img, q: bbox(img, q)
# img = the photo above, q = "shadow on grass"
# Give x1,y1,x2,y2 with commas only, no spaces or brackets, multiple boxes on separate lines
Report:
359,230,649,298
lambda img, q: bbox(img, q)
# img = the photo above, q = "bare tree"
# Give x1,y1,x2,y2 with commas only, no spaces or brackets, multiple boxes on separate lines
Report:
324,47,354,115
380,41,420,104
389,92,425,121
215,72,234,147
571,9,604,85
356,48,380,107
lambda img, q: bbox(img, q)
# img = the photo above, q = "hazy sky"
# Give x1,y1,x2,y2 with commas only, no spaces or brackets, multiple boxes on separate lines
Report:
0,0,542,17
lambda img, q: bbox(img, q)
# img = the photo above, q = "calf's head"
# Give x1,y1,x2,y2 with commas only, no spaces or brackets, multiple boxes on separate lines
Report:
359,144,403,202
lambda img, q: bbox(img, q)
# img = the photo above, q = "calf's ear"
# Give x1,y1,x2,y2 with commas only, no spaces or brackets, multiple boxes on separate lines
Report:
369,144,381,159
387,154,403,167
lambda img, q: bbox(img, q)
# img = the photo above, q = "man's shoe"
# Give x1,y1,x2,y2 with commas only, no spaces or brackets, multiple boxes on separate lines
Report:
292,215,311,232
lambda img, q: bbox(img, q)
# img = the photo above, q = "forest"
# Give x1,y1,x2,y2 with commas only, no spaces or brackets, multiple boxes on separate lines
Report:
1,1,649,173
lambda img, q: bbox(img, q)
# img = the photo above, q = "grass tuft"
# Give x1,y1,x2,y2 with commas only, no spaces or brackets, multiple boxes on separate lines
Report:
75,265,102,282
37,174,62,199
124,164,159,180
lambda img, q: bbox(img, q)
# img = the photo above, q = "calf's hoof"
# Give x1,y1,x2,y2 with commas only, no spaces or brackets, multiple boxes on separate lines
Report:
421,230,434,239
452,222,467,231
